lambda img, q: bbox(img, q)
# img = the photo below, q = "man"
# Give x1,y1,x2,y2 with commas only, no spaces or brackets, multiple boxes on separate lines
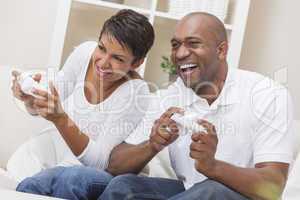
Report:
100,12,295,200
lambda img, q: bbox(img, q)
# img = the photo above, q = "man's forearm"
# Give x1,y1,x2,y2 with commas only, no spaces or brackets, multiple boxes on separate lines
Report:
209,160,288,200
106,141,158,176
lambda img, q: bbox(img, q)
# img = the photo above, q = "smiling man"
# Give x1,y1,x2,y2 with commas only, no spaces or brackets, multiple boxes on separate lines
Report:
97,12,295,200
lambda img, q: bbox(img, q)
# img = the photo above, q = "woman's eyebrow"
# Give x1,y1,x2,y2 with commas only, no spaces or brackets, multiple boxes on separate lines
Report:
99,41,127,58
112,53,127,58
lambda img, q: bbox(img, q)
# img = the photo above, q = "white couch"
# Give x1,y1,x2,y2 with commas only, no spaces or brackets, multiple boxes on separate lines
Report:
0,67,50,169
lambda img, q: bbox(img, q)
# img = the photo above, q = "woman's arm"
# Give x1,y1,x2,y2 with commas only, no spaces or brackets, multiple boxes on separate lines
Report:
32,82,90,156
33,79,151,170
52,113,90,156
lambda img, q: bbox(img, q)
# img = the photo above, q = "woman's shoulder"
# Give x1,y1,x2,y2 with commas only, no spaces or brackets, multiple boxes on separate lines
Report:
111,76,150,101
127,70,142,79
74,41,98,53
120,78,150,95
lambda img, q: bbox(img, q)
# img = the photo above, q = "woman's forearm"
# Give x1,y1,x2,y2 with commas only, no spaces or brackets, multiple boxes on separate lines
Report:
53,113,89,156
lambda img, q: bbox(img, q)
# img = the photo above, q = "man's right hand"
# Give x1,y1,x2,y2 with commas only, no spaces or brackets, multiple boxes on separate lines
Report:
11,70,41,103
148,107,184,153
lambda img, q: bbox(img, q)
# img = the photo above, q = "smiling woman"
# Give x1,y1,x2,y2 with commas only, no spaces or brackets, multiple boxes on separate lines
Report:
10,9,154,199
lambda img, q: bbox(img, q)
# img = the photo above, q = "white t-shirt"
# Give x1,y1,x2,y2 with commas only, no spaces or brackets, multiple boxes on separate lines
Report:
126,67,295,189
42,41,150,170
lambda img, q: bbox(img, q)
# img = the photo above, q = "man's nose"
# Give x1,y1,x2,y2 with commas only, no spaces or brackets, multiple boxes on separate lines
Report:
176,45,190,61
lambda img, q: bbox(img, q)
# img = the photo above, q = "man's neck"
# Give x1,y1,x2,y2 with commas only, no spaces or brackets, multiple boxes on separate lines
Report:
196,63,228,105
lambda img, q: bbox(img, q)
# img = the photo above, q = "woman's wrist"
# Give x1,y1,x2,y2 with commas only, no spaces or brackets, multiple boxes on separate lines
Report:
52,112,69,126
24,100,38,115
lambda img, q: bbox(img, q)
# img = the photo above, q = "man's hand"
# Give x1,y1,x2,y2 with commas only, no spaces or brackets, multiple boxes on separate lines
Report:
148,107,184,153
32,82,66,123
190,119,218,178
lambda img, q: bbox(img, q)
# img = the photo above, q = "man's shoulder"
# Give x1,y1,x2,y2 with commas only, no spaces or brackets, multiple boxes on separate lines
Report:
235,68,291,114
233,68,286,94
234,68,266,85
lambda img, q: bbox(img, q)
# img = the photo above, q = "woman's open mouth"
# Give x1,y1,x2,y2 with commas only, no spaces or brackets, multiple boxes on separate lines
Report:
95,65,113,77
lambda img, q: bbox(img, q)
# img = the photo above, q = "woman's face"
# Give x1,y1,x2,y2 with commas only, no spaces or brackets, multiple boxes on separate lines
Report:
92,33,140,83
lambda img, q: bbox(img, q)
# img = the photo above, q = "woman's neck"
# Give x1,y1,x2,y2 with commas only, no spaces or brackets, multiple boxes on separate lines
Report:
84,62,124,105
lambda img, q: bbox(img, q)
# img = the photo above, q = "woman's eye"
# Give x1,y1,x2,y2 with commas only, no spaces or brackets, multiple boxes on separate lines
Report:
98,45,105,51
114,56,124,62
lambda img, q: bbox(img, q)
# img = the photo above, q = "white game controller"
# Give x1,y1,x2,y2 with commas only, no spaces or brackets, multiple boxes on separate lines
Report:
171,112,207,135
18,73,49,98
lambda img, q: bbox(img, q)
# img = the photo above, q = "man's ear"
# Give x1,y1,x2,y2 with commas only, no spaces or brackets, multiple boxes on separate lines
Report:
131,58,145,70
217,41,228,61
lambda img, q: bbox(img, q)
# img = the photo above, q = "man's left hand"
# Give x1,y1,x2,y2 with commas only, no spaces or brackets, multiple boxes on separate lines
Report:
190,119,218,178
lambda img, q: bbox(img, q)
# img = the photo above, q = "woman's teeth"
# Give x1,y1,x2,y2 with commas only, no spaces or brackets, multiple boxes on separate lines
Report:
97,66,112,73
96,65,113,77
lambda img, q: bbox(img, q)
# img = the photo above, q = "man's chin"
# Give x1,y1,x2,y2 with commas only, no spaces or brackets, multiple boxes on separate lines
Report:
181,77,194,88
180,76,204,90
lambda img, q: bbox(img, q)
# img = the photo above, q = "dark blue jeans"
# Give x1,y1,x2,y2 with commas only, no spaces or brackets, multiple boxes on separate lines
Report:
16,166,113,200
100,174,249,200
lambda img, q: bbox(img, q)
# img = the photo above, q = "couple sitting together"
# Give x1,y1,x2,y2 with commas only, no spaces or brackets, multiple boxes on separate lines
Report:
11,9,295,200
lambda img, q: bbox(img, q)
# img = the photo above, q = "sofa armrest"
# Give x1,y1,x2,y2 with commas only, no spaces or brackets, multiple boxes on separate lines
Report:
0,168,18,190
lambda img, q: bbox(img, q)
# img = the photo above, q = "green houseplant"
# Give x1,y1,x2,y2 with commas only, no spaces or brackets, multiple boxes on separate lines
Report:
160,56,177,82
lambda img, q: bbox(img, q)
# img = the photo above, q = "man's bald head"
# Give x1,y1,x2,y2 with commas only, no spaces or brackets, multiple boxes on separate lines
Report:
171,12,229,90
180,12,227,45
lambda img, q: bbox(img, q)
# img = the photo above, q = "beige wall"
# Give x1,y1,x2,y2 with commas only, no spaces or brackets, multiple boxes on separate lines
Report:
0,0,58,68
0,0,59,167
240,0,300,119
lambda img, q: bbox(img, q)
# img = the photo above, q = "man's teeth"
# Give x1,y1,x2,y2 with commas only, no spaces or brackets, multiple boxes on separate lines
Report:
180,64,197,69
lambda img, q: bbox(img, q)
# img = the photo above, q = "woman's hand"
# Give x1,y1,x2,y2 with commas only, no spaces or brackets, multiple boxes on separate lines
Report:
11,70,41,102
11,70,42,115
32,82,67,124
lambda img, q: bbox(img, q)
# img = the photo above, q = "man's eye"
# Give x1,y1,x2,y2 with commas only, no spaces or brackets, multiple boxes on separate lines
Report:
188,41,200,47
171,42,180,49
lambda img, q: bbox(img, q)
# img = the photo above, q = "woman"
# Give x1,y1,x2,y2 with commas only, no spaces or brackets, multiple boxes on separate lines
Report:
11,9,154,199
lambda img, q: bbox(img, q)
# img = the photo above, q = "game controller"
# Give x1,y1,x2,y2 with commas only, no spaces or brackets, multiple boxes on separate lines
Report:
171,112,207,134
18,73,49,98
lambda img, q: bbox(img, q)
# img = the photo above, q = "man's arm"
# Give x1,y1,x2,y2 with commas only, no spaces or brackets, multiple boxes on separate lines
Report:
190,120,289,200
211,161,288,200
106,107,183,176
106,141,157,176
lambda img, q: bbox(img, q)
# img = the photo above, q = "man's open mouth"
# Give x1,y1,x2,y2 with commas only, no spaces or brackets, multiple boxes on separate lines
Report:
180,64,198,74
